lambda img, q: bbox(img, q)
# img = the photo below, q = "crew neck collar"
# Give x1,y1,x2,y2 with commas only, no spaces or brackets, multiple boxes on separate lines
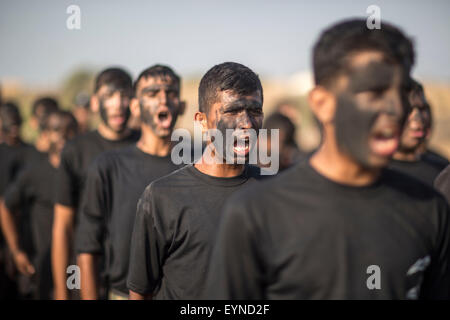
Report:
305,160,383,191
187,164,251,187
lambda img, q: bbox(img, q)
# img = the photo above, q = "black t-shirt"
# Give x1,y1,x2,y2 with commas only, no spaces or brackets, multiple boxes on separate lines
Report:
55,130,140,210
422,149,449,172
0,142,41,259
127,164,263,299
0,142,40,196
435,164,450,204
388,158,444,187
3,155,57,299
75,145,181,294
206,160,450,299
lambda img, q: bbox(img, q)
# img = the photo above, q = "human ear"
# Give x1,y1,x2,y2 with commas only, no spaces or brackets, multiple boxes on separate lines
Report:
308,86,336,125
194,111,208,132
90,95,99,113
130,97,141,119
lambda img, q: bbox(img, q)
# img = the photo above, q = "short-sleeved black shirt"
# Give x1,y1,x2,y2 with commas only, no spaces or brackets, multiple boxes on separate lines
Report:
206,160,450,299
3,155,57,299
127,164,263,299
55,130,140,210
388,158,444,187
75,145,181,294
0,142,39,196
421,149,449,172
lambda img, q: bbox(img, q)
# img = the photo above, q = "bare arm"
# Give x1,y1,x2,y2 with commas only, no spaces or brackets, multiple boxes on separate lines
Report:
52,203,75,300
0,199,35,276
77,253,99,300
129,290,153,300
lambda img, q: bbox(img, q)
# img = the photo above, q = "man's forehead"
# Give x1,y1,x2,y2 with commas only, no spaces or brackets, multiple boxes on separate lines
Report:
348,50,386,68
98,83,131,95
137,76,179,91
219,90,262,105
335,53,401,92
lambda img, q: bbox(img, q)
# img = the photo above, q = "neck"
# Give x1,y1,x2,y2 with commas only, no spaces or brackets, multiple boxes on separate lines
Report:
310,139,380,186
136,125,171,157
97,122,131,141
49,152,60,168
194,144,245,178
393,149,420,162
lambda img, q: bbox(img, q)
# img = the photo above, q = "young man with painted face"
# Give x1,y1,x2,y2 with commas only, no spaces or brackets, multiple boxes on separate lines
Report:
419,100,449,170
75,65,185,300
30,97,60,153
52,68,140,300
0,111,78,299
127,62,264,300
388,80,445,186
206,19,450,300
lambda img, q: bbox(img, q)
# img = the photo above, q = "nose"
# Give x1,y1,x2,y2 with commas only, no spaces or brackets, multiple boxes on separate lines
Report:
238,111,253,130
158,90,167,106
408,108,424,126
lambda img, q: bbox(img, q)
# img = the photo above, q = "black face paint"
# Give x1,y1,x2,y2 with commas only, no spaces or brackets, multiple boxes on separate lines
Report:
213,98,263,163
334,61,399,167
138,83,181,137
98,99,131,132
347,62,395,94
335,93,379,167
98,84,131,132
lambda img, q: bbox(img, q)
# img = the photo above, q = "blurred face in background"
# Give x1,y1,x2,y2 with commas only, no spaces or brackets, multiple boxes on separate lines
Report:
73,105,90,133
398,89,428,153
95,84,132,133
47,113,78,156
1,113,22,146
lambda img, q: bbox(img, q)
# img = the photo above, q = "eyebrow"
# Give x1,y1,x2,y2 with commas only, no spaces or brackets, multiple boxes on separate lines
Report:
140,84,179,93
222,99,262,112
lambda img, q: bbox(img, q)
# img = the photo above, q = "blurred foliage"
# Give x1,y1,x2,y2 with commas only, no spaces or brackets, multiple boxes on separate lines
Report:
59,68,95,109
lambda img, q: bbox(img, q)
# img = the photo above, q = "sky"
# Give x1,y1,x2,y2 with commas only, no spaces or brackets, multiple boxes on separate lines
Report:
0,0,449,87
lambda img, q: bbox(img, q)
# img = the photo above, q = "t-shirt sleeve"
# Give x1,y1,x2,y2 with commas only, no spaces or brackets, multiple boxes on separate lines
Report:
205,193,265,300
434,165,450,204
127,185,166,295
420,196,450,299
74,158,109,254
3,167,33,213
55,143,78,207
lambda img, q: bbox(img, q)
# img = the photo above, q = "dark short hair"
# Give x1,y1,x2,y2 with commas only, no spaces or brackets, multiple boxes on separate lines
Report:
133,64,181,96
94,67,132,94
313,19,415,88
198,62,263,115
0,101,22,127
408,78,424,96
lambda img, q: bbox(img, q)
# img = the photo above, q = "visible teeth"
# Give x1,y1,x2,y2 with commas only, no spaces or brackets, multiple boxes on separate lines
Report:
158,112,168,119
234,145,249,151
